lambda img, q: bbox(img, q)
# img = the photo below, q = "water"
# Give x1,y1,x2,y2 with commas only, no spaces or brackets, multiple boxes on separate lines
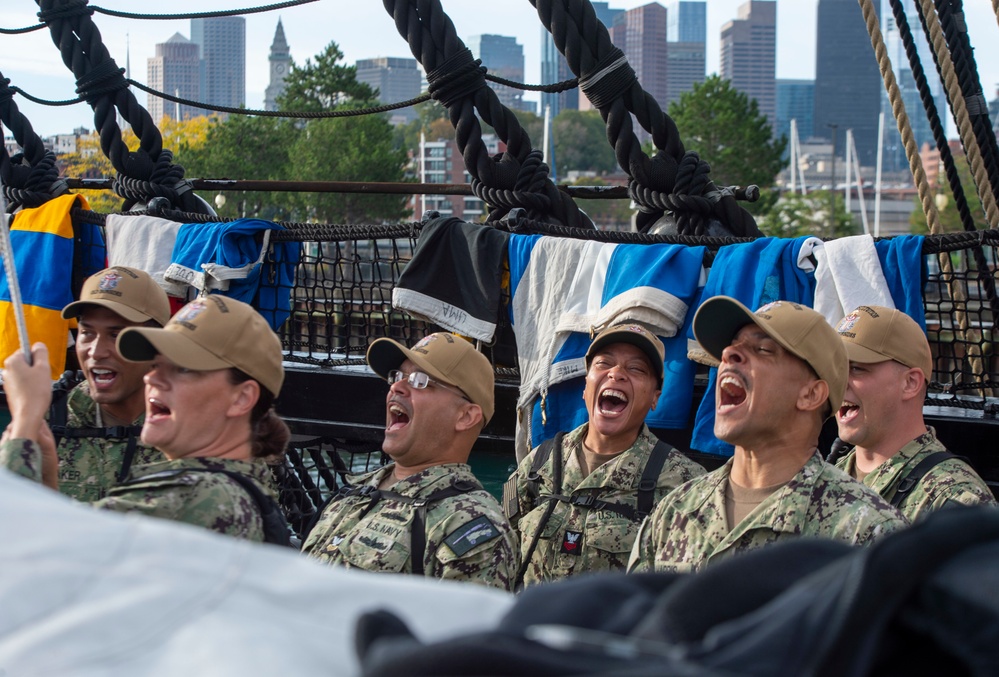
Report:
469,449,517,501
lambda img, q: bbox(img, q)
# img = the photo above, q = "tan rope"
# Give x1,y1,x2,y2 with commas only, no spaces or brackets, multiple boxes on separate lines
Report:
919,0,999,228
859,0,988,397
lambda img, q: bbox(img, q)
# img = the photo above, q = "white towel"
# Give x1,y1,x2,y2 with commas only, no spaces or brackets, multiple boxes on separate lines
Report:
105,214,184,295
811,234,895,325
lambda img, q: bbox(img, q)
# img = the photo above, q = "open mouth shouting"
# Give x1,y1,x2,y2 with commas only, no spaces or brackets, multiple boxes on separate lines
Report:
717,371,748,412
89,366,118,390
837,399,860,425
597,388,629,417
147,397,172,422
387,399,411,432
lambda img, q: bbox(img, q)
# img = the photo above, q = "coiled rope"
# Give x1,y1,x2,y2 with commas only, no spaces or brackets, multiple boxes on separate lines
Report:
0,75,69,210
528,0,761,237
380,0,591,228
34,0,209,214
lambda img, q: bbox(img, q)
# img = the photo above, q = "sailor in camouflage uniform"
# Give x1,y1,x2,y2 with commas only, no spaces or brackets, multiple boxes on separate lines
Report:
56,267,171,501
2,296,290,542
505,324,704,586
629,297,907,574
302,333,518,590
832,306,995,521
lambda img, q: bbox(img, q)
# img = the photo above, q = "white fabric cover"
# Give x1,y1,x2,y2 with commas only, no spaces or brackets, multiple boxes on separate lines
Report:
0,469,513,676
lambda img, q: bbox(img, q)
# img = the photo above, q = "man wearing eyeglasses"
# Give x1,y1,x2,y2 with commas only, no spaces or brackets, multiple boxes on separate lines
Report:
301,332,518,591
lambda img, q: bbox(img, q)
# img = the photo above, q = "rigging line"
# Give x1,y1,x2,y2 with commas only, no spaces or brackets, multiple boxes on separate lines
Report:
1,0,319,33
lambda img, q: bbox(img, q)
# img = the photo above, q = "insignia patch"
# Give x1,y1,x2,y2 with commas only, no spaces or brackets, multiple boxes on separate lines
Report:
626,325,646,334
176,300,207,324
560,529,583,555
331,535,344,547
413,334,440,350
98,272,121,291
443,515,500,556
837,312,860,334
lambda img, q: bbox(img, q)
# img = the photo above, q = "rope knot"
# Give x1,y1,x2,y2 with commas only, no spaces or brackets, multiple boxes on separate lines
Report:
578,47,638,110
426,48,487,109
37,0,93,23
0,78,13,106
75,61,128,106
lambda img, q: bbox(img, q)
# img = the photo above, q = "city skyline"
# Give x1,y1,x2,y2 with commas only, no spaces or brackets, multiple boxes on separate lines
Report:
1,0,997,146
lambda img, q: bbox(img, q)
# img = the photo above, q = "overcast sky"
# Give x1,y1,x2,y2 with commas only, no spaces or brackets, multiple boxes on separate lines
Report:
1,0,997,139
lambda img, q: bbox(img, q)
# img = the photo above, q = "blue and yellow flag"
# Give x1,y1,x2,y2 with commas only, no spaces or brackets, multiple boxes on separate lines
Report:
0,194,91,378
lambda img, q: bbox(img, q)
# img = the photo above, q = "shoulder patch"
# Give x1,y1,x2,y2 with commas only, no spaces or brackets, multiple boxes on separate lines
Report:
116,469,204,488
443,515,501,556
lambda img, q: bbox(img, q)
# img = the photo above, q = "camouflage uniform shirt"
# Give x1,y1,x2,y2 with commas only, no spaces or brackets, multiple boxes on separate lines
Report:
1,437,275,542
508,424,705,586
301,463,518,591
628,450,907,574
835,428,996,522
56,383,163,502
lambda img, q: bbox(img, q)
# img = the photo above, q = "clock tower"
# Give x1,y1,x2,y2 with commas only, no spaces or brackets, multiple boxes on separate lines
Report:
264,19,292,111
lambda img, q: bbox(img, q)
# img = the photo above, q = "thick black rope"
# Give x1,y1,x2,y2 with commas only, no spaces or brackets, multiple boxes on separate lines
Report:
381,0,591,229
0,75,69,210
529,0,761,237
35,0,208,214
890,0,999,328
931,0,999,211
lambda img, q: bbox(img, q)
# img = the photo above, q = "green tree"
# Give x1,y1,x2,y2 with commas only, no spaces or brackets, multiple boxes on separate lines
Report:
180,115,298,220
277,42,376,112
552,109,616,176
668,75,786,214
909,153,987,234
288,115,409,223
757,190,860,238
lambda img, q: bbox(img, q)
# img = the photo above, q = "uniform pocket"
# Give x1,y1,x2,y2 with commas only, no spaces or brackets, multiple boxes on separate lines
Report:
585,516,639,555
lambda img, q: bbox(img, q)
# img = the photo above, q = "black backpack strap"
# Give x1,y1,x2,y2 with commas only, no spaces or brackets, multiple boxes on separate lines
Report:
514,432,566,591
180,468,293,547
826,437,853,465
116,432,141,484
635,440,674,520
890,451,964,508
309,476,481,574
47,371,82,446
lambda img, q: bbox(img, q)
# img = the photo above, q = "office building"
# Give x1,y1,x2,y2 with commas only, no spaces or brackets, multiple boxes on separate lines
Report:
146,33,201,123
814,0,882,166
191,16,245,115
776,79,815,150
264,19,292,112
665,1,706,108
610,3,669,110
414,134,505,221
355,57,422,124
720,0,776,125
468,34,527,112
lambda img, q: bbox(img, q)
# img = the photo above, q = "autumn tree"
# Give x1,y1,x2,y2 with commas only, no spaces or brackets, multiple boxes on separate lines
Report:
909,153,988,234
668,75,786,214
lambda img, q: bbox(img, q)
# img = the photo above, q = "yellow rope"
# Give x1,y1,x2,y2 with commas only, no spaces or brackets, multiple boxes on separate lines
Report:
918,0,999,228
859,0,988,397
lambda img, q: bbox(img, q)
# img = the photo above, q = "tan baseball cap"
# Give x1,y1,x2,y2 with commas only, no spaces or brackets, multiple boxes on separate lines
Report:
585,323,665,386
62,266,171,327
836,305,932,381
693,296,848,412
367,332,495,425
117,295,285,398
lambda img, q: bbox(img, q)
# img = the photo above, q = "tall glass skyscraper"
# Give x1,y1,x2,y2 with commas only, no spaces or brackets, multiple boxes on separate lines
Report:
665,1,706,109
814,0,881,166
191,16,245,115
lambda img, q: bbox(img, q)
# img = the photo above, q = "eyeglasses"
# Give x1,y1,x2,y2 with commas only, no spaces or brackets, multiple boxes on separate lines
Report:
387,369,470,401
